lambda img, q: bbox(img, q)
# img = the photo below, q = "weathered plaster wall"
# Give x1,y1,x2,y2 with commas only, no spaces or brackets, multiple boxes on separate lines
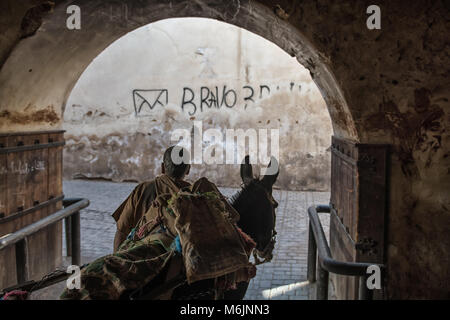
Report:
0,0,448,299
62,18,332,191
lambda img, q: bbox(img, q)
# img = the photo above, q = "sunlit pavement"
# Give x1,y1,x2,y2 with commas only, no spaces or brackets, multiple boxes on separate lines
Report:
31,180,332,300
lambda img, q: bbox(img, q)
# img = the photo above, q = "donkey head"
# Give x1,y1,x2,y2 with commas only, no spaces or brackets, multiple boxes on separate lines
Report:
232,155,279,255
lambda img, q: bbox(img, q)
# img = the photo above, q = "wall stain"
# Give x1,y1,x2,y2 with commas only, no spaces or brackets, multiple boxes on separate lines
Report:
366,88,446,178
63,132,331,192
20,2,54,39
0,105,59,125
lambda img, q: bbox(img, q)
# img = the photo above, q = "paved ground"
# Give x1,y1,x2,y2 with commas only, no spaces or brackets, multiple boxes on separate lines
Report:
31,180,332,300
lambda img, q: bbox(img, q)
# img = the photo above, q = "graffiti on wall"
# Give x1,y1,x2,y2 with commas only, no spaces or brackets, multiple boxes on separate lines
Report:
132,89,169,114
133,83,302,116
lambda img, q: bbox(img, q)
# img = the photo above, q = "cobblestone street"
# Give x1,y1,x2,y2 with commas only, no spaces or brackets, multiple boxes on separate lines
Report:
33,180,331,300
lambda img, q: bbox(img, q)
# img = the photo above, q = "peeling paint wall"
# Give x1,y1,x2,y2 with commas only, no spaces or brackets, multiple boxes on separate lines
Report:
63,18,332,191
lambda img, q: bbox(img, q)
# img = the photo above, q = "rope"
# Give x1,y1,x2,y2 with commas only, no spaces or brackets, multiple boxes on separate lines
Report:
1,263,89,300
29,268,69,293
1,290,29,300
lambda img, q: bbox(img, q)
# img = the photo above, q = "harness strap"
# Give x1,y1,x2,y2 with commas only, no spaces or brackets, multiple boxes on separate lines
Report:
253,230,277,265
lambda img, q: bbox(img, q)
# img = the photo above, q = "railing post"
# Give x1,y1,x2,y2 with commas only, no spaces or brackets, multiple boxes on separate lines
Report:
65,217,72,257
15,238,29,284
307,220,317,282
71,211,81,266
316,262,329,300
358,275,373,300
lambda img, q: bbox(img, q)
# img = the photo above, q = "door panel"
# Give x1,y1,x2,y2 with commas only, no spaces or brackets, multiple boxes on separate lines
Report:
329,136,388,299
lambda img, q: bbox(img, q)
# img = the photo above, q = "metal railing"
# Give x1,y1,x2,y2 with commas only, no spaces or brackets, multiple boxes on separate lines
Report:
307,204,384,300
0,198,89,287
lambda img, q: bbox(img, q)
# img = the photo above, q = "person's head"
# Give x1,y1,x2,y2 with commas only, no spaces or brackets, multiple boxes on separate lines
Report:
161,145,190,180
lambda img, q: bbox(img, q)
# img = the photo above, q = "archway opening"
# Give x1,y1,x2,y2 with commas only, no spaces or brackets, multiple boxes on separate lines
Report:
60,17,333,300
0,1,357,300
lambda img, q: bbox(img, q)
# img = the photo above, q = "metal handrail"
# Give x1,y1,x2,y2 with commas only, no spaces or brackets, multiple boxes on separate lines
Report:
307,204,384,300
0,198,89,289
0,198,89,250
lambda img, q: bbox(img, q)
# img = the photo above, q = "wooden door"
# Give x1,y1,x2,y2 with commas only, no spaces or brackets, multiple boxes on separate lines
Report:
0,131,64,289
329,136,389,299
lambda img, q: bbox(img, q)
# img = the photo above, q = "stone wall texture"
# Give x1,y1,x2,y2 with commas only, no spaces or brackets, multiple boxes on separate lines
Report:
62,18,333,191
0,0,448,299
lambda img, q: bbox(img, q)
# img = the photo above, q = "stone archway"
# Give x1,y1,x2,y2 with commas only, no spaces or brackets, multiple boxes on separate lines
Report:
0,0,357,141
0,0,359,300
1,0,448,300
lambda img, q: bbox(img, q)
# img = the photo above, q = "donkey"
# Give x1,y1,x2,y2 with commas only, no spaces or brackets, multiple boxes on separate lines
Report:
171,155,279,300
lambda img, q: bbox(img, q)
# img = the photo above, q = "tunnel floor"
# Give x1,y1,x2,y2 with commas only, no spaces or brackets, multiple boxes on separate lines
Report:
31,180,333,300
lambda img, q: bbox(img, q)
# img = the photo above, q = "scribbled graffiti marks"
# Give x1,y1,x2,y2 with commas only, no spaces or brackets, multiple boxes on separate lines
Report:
133,89,168,116
132,83,301,116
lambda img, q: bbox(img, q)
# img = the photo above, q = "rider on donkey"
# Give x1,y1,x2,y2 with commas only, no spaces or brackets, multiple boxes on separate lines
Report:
60,146,256,300
112,146,191,252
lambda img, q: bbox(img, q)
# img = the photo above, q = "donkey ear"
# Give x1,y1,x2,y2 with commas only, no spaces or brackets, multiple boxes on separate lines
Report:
261,156,279,189
240,155,253,184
